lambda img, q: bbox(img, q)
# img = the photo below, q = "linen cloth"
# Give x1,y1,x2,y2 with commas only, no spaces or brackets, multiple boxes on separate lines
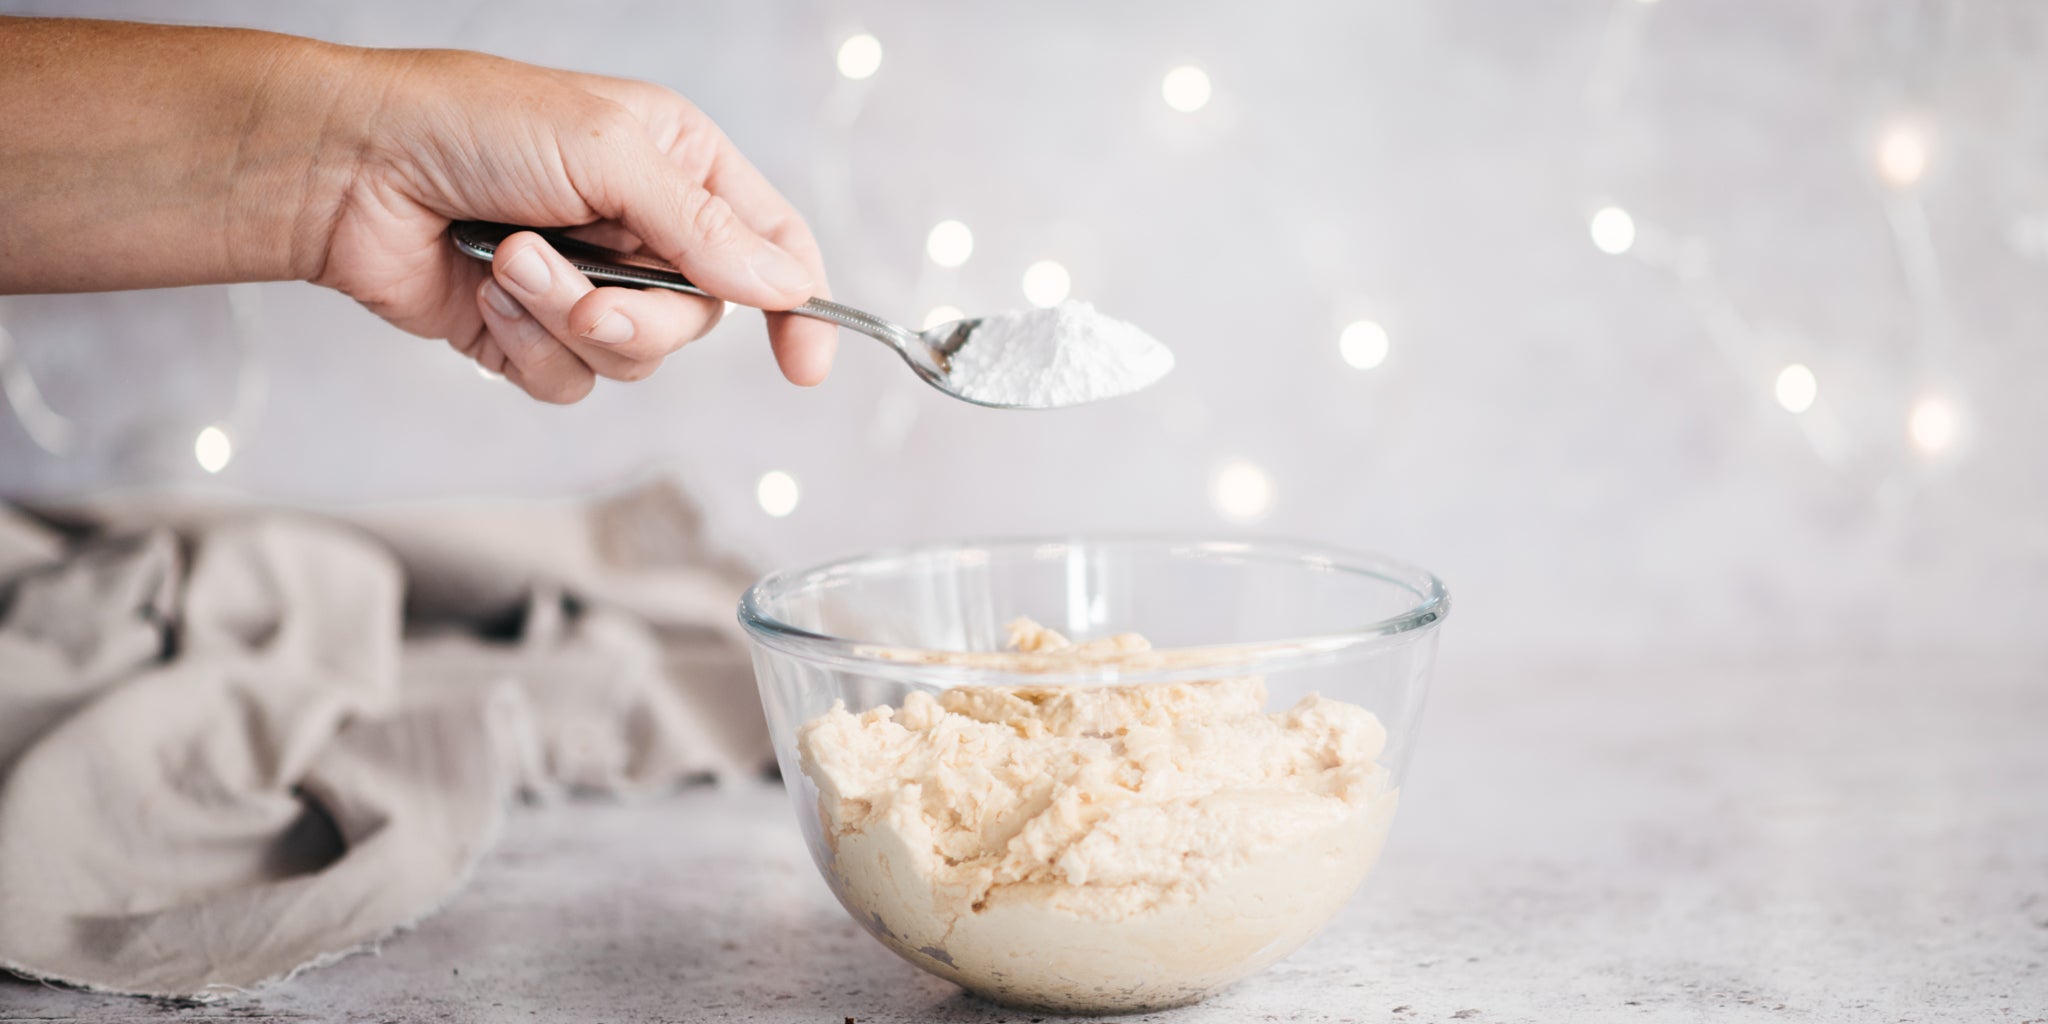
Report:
0,482,769,998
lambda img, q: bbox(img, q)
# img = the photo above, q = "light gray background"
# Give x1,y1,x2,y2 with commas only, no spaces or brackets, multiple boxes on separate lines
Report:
2,0,2044,665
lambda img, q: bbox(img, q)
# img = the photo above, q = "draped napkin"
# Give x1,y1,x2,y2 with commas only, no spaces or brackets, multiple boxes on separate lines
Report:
0,482,769,998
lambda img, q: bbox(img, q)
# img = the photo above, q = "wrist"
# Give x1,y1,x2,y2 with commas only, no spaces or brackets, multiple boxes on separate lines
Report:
232,35,381,285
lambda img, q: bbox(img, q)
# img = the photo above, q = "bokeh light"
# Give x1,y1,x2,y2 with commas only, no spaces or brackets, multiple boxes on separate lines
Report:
1590,206,1636,255
922,305,964,330
926,220,973,268
756,470,800,517
1877,121,1929,187
1338,320,1390,370
194,426,232,474
1908,395,1959,455
835,34,882,80
1211,459,1274,523
1161,66,1212,113
1021,261,1072,307
1774,363,1818,414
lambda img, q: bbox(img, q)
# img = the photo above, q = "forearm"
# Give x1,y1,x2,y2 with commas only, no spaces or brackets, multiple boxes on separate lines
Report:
0,16,364,292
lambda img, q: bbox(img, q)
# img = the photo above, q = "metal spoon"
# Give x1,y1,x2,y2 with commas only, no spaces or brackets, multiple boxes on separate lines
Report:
449,221,1011,407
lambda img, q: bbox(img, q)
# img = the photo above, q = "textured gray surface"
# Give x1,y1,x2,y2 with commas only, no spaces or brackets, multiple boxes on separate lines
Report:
3,655,2042,1023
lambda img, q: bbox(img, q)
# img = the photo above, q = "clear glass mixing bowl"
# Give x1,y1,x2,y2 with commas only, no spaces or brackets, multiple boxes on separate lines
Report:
740,537,1449,1013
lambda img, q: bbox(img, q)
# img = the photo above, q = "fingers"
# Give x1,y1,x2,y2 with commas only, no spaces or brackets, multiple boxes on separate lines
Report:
476,275,594,404
562,81,837,385
691,126,837,385
763,313,837,387
759,233,835,387
569,286,725,364
577,132,816,313
487,231,722,388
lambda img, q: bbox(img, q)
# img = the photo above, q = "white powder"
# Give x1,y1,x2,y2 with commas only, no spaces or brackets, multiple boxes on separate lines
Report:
944,301,1175,408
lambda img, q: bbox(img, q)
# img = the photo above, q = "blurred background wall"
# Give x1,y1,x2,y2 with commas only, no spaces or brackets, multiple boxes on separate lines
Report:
2,0,2043,665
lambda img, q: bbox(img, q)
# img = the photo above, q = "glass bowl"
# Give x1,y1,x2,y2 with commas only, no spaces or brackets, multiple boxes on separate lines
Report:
740,537,1448,1014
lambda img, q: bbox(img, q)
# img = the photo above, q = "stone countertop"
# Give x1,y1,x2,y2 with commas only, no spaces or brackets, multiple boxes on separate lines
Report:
3,656,2044,1023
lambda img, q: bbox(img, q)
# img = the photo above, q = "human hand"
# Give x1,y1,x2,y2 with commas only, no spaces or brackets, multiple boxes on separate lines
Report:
309,49,835,402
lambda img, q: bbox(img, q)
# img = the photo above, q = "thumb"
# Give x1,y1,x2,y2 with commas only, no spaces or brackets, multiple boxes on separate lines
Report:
583,141,814,310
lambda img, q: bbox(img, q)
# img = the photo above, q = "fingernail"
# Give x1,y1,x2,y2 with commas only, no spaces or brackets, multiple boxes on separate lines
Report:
501,247,552,295
481,280,524,319
750,241,814,294
580,310,635,345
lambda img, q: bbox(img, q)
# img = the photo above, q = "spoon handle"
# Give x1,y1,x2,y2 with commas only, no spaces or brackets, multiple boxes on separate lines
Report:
448,221,911,347
451,221,710,297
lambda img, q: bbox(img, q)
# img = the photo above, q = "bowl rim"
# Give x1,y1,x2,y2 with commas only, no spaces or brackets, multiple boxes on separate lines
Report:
736,535,1450,684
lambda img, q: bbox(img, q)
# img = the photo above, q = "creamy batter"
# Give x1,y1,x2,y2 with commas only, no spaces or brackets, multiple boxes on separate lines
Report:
795,620,1397,1012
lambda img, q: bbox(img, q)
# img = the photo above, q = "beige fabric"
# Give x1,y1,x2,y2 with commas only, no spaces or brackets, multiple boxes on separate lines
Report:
0,482,768,998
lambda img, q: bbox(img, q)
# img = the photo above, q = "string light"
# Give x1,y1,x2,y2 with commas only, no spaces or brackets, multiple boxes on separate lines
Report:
756,470,800,517
1161,66,1212,113
1338,320,1390,370
1774,363,1818,413
0,19,1961,520
835,34,882,80
1021,260,1071,307
926,220,973,268
194,425,232,474
1589,206,1636,255
1876,120,1928,187
1907,395,1959,455
1210,459,1274,523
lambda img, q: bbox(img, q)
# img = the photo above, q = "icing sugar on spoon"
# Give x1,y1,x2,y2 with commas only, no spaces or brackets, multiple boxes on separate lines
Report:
451,222,1173,409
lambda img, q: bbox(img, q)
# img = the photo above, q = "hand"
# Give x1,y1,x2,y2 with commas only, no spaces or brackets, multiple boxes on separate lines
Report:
310,49,835,402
